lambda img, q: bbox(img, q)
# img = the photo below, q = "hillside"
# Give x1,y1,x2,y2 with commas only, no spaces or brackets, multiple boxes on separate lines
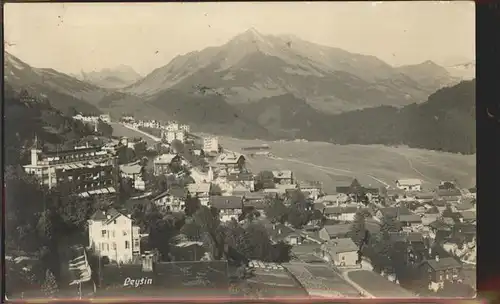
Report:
4,52,104,114
238,80,475,154
4,84,96,166
81,65,143,89
125,28,459,113
146,90,271,140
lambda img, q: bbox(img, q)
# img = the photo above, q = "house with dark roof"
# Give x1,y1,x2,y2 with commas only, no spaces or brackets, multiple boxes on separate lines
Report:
323,206,359,222
320,238,358,267
208,195,243,222
375,206,412,221
272,170,294,185
418,255,463,291
457,211,476,224
437,189,462,203
318,224,351,241
267,224,302,245
152,187,188,212
398,213,422,228
453,201,475,213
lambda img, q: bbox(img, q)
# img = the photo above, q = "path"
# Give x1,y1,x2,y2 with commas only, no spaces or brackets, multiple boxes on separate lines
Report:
334,268,376,298
403,155,431,183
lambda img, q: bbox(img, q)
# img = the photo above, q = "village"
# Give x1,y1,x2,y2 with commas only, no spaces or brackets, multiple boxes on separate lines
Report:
11,113,477,299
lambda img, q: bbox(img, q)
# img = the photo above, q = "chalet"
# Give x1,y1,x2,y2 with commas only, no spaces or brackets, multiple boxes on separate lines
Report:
457,211,476,224
318,224,351,241
323,206,359,222
187,183,212,206
398,214,422,228
395,179,422,192
226,172,255,191
419,255,462,291
216,152,246,173
152,187,188,212
298,180,322,200
268,224,302,245
153,154,182,176
272,170,294,185
375,206,412,221
241,192,268,214
453,201,475,213
436,189,462,204
414,192,435,203
209,195,243,222
320,238,358,267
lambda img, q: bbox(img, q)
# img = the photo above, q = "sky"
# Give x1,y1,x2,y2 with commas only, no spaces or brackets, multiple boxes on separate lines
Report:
4,1,475,76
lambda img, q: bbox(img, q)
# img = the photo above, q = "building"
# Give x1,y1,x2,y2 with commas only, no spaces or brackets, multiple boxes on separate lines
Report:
203,137,219,153
152,187,188,212
88,209,142,264
318,224,351,241
187,183,212,206
23,140,118,196
153,154,182,176
298,181,322,200
216,152,246,174
323,206,359,222
272,170,294,185
119,162,145,191
179,124,190,133
99,114,111,123
395,179,423,192
209,196,243,222
418,255,462,291
268,224,303,245
226,172,255,192
320,238,358,267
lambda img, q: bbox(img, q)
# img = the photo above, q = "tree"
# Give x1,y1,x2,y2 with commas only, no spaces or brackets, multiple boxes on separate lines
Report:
269,241,292,263
41,270,59,297
263,198,288,224
287,191,311,229
436,281,476,297
255,170,275,190
97,120,113,137
442,205,455,218
184,194,202,216
171,139,184,154
380,215,402,234
117,146,136,164
349,211,367,247
349,178,368,203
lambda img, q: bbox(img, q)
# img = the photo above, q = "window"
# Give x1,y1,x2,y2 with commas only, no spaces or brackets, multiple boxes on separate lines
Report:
113,220,117,225
113,242,117,250
123,230,128,236
125,241,130,249
101,230,106,237
341,256,345,260
134,240,140,248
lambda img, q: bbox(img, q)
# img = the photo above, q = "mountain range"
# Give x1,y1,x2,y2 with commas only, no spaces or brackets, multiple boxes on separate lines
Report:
3,28,475,153
124,28,460,113
73,65,143,89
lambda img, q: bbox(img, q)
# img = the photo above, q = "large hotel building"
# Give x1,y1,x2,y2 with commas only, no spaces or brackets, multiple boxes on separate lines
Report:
23,140,119,197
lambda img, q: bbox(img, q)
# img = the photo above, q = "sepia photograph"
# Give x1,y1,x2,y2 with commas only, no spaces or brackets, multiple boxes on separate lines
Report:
4,1,476,300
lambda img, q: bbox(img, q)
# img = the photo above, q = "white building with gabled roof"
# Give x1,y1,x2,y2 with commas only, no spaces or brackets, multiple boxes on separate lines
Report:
88,208,144,264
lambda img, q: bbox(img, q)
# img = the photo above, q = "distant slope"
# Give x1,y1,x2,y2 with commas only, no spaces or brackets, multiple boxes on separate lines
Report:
145,90,271,140
238,80,475,154
125,28,459,113
81,65,143,89
4,52,104,114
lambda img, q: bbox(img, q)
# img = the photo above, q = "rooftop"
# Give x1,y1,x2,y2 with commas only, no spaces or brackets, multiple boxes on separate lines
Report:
322,238,358,253
216,152,244,164
187,183,211,194
347,270,416,297
322,224,351,237
272,170,293,179
209,195,243,209
396,179,422,186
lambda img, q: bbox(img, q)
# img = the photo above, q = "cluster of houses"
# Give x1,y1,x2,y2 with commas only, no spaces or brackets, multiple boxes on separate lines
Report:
58,118,474,295
120,117,190,144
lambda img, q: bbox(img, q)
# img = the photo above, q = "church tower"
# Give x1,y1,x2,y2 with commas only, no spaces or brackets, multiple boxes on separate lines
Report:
30,134,42,166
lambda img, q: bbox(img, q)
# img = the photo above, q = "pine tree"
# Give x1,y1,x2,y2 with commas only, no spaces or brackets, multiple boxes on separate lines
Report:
41,270,59,297
349,211,367,247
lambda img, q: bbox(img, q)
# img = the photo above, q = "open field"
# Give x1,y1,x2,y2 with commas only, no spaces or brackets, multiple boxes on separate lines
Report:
218,137,476,192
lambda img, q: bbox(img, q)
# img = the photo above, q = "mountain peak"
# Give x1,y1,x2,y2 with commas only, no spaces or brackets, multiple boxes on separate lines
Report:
232,27,268,44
